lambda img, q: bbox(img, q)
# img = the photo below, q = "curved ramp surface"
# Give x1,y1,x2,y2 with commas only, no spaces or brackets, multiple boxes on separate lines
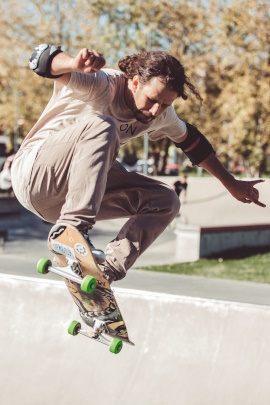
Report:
1,274,270,405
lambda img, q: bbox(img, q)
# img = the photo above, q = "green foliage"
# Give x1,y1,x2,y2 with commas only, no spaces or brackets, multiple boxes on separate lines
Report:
0,0,269,174
138,250,270,284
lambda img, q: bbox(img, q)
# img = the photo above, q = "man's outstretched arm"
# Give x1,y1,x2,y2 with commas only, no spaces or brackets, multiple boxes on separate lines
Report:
173,123,266,208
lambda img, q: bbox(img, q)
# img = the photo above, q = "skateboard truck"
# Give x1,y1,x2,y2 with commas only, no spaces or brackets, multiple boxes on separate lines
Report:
36,257,97,294
68,319,123,354
93,319,106,333
65,257,82,276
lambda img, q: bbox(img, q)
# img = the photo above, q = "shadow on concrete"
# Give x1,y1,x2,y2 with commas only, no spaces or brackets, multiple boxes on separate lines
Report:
0,201,51,242
207,246,270,260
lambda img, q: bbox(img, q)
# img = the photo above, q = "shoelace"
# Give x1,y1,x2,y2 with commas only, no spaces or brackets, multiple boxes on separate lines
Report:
83,227,95,249
82,227,106,264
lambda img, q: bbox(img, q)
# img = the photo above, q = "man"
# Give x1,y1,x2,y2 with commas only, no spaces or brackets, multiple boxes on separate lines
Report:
173,175,188,204
11,44,265,283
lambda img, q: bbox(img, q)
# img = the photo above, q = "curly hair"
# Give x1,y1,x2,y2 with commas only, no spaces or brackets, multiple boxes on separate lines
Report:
118,51,202,103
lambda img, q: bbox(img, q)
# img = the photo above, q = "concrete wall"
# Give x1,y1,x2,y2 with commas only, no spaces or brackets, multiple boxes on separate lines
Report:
2,274,270,405
200,224,270,257
175,224,270,261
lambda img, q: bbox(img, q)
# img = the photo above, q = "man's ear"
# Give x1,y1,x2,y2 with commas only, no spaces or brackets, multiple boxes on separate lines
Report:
132,75,140,93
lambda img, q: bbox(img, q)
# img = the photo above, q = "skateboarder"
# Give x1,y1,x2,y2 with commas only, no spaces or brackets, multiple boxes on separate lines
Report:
173,175,188,204
11,44,265,283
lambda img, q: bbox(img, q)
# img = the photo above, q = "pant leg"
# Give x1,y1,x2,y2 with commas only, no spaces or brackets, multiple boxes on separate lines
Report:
96,161,180,281
29,115,120,229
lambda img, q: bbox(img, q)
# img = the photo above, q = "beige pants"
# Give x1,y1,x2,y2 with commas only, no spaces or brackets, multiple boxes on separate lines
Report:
13,115,180,281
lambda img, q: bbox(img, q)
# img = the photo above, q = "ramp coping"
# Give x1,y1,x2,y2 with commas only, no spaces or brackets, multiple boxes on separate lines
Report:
1,272,270,311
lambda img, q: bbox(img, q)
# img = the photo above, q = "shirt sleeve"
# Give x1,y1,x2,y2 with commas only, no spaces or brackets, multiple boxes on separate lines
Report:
148,106,187,142
66,70,110,99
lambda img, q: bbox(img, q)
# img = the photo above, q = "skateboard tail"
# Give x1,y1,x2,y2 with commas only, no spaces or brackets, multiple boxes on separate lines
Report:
71,285,135,345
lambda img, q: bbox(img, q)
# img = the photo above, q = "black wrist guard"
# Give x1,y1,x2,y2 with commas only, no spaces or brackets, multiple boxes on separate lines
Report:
29,44,64,79
173,123,214,166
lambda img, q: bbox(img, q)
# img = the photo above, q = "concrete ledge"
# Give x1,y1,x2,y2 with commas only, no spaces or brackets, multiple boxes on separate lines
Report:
175,224,270,261
175,224,200,262
200,224,270,257
201,223,270,233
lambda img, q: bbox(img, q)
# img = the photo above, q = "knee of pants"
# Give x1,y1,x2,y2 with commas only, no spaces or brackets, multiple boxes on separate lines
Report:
163,187,181,218
149,185,180,219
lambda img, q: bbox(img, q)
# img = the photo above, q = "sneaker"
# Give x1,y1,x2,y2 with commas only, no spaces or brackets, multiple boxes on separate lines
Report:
82,227,106,265
99,263,115,284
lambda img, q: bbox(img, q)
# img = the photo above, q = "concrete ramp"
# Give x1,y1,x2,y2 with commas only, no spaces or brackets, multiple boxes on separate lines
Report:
1,274,270,405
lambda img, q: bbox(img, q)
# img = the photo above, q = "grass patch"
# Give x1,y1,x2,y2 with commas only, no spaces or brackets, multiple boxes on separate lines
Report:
137,250,270,284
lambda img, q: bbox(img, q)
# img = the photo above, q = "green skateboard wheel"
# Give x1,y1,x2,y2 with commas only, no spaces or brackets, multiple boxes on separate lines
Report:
81,275,97,293
109,338,123,354
68,320,81,336
36,257,52,275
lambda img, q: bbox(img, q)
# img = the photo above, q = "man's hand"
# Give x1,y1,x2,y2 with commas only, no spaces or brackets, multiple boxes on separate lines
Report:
227,178,266,207
199,153,266,208
72,48,106,74
50,48,106,85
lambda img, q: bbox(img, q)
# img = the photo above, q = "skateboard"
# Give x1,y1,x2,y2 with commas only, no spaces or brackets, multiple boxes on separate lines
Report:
37,223,134,354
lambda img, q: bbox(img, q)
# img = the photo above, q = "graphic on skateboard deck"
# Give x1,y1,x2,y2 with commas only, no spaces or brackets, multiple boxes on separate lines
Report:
37,223,134,353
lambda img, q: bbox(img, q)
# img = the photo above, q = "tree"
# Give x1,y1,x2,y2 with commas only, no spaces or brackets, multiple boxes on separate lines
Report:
212,0,270,175
1,0,269,175
0,0,98,144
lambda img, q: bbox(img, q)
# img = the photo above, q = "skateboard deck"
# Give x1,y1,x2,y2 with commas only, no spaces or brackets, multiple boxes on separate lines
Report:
38,223,134,351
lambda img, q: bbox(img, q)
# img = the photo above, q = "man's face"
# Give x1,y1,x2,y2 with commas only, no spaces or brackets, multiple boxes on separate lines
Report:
130,76,178,124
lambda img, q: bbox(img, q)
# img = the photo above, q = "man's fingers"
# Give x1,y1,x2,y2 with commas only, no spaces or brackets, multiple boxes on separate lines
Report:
238,190,266,207
247,191,266,207
251,180,266,207
94,56,106,70
239,198,251,204
245,179,266,207
81,48,90,59
250,198,266,208
250,188,259,200
79,48,105,72
249,179,265,186
239,197,265,207
86,49,105,70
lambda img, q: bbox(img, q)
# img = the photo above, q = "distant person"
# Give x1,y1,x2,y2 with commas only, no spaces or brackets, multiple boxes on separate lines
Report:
173,175,188,204
0,154,15,195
